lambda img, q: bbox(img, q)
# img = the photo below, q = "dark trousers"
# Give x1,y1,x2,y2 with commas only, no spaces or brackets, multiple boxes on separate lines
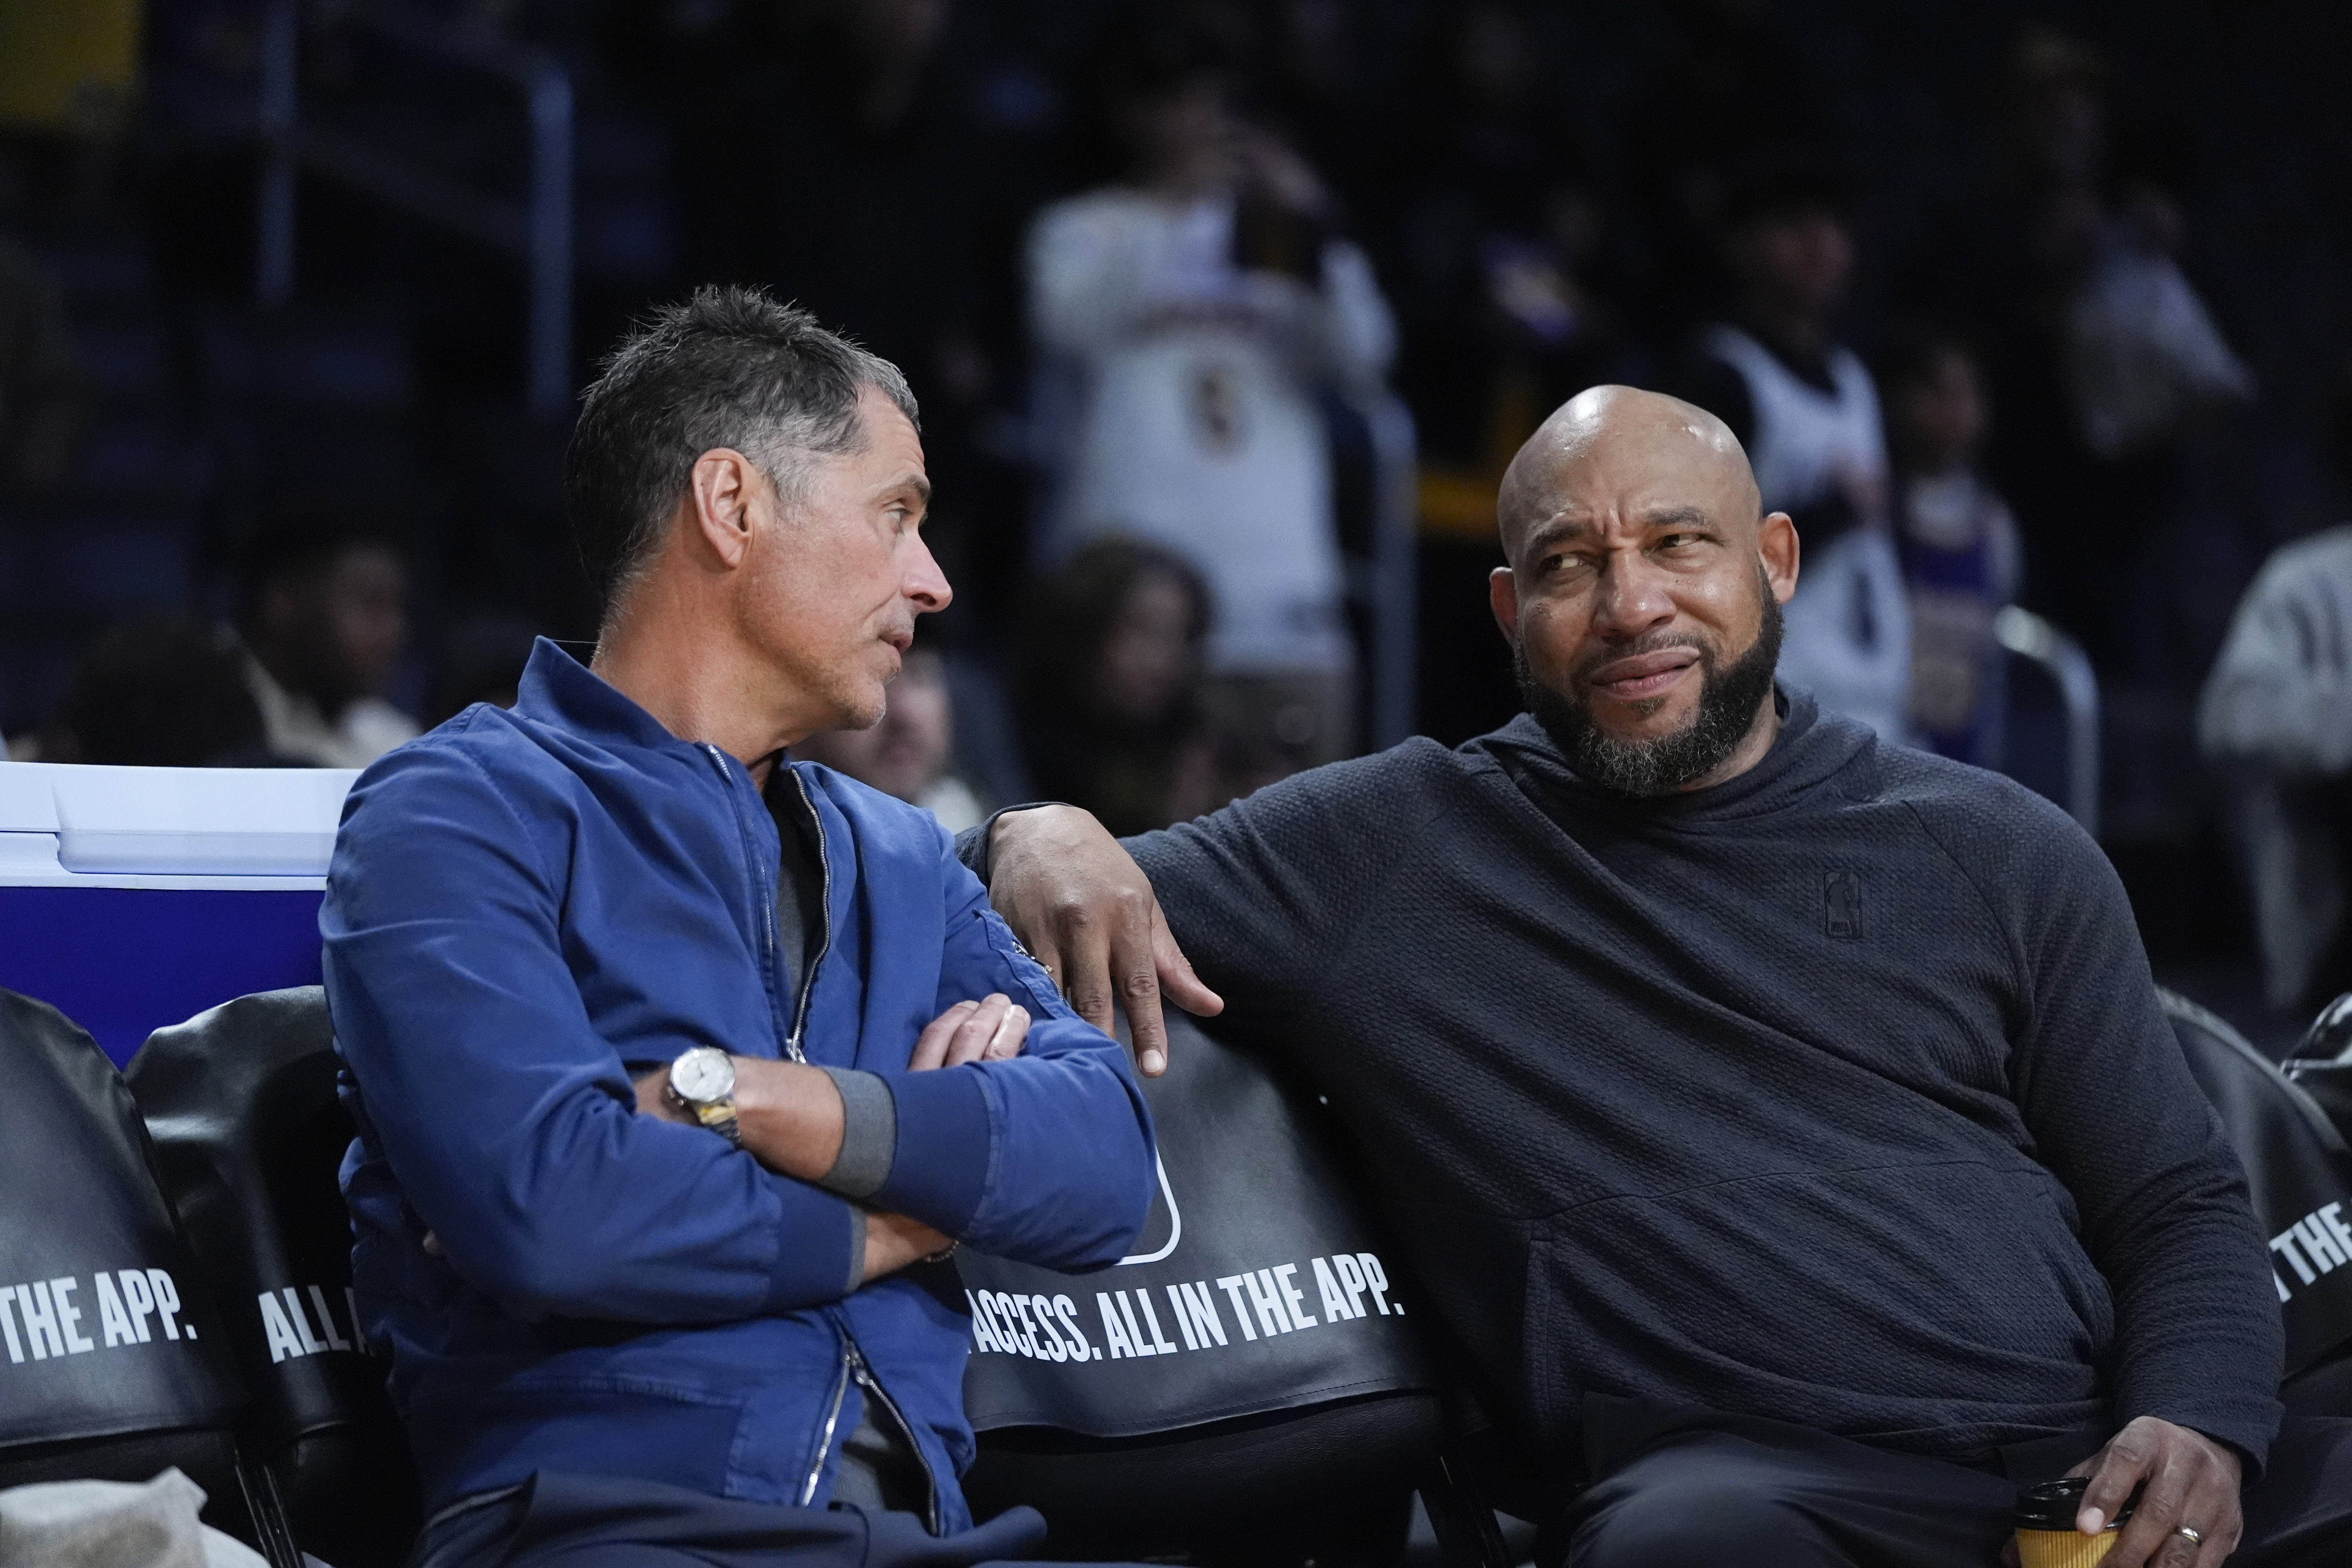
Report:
407,1472,1144,1568
1550,1398,2352,1568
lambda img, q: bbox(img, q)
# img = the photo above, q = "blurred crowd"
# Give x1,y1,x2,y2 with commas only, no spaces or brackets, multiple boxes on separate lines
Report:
1,0,2349,1023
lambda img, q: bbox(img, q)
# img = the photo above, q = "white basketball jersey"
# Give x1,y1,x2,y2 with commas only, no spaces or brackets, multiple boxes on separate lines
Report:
1704,326,1911,742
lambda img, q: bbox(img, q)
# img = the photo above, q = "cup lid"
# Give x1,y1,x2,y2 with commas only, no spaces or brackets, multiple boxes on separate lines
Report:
2015,1477,2138,1530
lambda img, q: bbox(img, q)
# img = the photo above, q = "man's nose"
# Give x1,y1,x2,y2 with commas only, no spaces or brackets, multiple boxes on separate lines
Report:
1588,554,1673,640
906,536,952,614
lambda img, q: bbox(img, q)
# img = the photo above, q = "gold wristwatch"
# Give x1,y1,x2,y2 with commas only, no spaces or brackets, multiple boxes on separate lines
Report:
666,1047,742,1145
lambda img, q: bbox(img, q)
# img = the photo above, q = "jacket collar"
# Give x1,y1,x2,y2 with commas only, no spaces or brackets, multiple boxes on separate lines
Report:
515,637,700,757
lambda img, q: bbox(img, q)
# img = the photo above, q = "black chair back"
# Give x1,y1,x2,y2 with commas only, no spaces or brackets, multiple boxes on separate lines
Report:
127,985,420,1567
954,1016,1444,1564
2161,990,2352,1416
2292,992,2352,1063
0,986,293,1563
2286,991,2352,1154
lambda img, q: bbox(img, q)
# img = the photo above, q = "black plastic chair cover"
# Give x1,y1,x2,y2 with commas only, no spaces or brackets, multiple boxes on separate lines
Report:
955,1016,1434,1437
127,985,419,1568
0,986,243,1447
2162,990,2352,1381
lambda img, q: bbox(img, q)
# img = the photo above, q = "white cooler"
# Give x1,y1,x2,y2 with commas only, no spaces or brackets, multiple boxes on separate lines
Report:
0,762,359,1064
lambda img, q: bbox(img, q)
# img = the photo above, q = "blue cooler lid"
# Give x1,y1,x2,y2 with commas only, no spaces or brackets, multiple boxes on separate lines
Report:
0,763,359,1063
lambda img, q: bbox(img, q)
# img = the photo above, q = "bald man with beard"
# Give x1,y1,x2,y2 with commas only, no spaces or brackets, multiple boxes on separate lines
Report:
967,387,2352,1567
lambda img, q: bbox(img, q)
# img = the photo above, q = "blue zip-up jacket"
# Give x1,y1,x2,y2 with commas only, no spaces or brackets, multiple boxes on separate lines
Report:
321,641,1156,1524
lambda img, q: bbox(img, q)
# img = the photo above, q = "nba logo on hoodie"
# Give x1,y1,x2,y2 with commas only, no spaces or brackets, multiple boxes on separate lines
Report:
1824,871,1864,940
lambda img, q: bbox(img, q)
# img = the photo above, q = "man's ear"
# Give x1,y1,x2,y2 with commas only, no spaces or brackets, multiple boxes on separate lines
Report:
1489,564,1522,645
1757,510,1799,605
685,448,762,570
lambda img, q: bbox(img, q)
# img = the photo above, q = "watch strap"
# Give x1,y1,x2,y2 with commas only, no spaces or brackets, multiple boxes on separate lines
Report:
691,1098,742,1145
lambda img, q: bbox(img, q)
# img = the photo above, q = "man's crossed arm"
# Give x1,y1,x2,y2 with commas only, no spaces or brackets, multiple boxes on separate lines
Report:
633,995,1034,1285
331,750,1154,1330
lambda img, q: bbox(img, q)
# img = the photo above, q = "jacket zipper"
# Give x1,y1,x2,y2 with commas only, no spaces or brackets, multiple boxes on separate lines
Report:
847,1337,942,1534
712,753,935,1529
800,1330,939,1530
800,1339,854,1507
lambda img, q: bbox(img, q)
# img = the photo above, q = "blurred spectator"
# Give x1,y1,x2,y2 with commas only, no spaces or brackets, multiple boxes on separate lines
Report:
938,650,1035,817
1970,28,2251,464
1679,156,1909,742
1016,537,1219,837
35,615,268,766
1951,29,2120,653
1391,1,1644,532
1942,28,2254,698
1882,332,2021,768
2063,182,2254,462
2199,524,2352,1013
1026,21,1395,778
0,230,84,489
2200,372,2352,1011
238,523,419,769
796,644,989,833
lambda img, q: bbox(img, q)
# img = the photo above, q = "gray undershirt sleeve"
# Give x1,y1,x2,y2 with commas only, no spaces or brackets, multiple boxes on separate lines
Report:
816,1066,897,1202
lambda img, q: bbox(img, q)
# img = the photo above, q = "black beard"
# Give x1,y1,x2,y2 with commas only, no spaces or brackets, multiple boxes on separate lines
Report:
1515,588,1784,797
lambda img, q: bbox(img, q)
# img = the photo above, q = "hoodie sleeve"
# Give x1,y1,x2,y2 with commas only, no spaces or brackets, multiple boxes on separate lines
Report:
1933,787,2286,1472
958,748,1441,1037
1132,747,1448,1029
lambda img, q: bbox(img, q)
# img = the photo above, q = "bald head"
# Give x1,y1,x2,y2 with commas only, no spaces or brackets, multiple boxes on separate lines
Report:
1485,383,1799,795
1497,385,1761,563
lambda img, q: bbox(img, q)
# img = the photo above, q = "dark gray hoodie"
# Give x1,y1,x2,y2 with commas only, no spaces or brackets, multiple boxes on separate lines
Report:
981,690,2282,1473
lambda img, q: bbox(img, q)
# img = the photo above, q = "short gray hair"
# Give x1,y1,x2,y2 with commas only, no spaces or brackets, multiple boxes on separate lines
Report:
566,286,920,615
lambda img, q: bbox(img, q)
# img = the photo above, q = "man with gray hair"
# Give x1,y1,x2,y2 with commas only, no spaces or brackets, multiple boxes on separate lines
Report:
322,287,1157,1566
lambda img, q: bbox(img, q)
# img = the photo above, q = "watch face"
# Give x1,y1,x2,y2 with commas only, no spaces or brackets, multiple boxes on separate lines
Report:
672,1049,733,1103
